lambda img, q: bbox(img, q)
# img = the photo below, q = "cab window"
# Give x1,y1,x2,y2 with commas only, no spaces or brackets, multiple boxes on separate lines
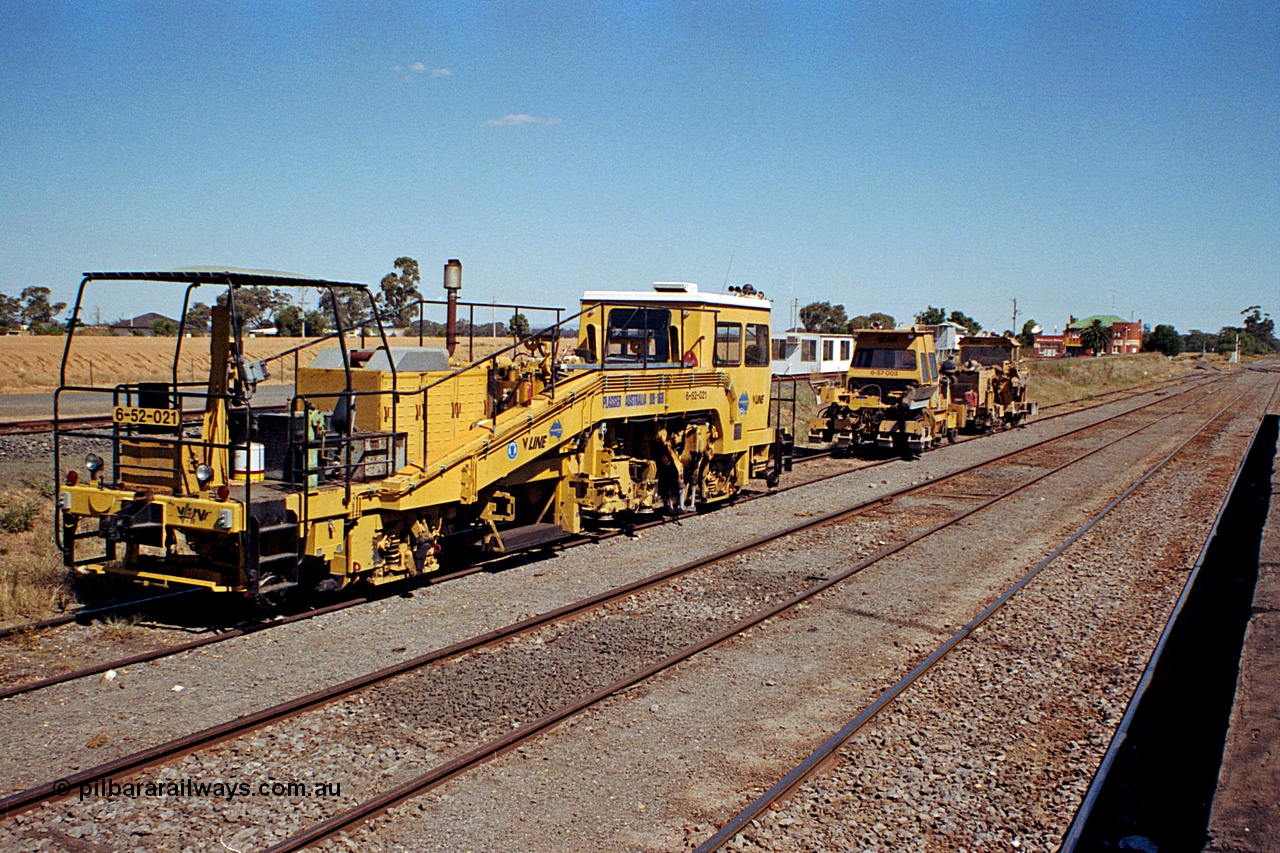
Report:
852,348,917,371
745,323,770,366
605,307,671,363
714,322,742,366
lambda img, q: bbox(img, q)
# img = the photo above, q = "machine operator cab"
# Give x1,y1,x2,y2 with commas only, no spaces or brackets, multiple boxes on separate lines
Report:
568,281,782,497
575,282,770,373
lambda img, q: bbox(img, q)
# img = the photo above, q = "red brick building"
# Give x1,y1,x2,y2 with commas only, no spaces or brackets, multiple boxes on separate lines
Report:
1034,315,1143,357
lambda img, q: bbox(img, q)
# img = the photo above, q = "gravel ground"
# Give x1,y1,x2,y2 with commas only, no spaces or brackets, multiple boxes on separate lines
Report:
0,375,1247,853
322,376,1261,853
715,381,1271,853
0,380,1214,800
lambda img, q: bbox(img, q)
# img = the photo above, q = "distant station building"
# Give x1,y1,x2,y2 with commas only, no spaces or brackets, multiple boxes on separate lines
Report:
771,331,854,379
1032,314,1143,356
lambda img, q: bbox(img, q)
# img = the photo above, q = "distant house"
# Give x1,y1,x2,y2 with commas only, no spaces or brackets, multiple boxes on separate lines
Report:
1032,333,1065,358
109,313,177,336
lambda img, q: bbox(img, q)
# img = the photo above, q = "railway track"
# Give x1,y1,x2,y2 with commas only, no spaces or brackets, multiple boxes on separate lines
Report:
0,373,1248,847
256,374,1262,853
0,376,1218,702
0,372,1199,645
691,376,1274,853
0,402,293,436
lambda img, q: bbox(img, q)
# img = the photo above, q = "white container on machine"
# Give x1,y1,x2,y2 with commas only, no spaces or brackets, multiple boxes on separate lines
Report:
232,442,265,483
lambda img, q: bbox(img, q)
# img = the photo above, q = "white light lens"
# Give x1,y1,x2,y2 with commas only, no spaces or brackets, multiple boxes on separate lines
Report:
196,464,215,486
85,453,103,475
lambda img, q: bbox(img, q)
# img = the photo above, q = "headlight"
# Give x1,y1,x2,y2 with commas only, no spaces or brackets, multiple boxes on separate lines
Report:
85,453,103,475
196,464,215,487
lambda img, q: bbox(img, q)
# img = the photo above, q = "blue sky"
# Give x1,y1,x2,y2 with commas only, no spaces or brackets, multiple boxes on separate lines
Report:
1,2,1275,336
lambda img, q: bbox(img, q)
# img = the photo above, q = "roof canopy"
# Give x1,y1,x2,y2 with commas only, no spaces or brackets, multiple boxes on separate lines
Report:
82,269,370,290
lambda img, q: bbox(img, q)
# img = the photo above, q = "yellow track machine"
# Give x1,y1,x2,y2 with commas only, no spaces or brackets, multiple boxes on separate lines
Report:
808,327,961,454
945,334,1038,433
55,267,788,604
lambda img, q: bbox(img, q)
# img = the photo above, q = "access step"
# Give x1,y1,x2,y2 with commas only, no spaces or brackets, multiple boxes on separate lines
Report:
494,522,572,553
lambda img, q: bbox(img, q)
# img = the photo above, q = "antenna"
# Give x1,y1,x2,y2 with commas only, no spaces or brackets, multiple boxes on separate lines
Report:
722,252,735,293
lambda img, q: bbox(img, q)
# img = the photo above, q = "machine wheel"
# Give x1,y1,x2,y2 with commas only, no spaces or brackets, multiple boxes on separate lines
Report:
947,427,958,444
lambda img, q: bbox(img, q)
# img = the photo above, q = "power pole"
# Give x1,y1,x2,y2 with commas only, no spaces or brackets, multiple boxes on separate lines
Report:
1011,298,1018,336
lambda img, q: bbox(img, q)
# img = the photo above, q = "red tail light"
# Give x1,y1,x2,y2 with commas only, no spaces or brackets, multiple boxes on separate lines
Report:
214,484,230,501
65,470,78,486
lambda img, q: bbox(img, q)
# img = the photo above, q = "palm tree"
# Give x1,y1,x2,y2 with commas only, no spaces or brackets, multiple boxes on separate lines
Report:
1080,319,1111,355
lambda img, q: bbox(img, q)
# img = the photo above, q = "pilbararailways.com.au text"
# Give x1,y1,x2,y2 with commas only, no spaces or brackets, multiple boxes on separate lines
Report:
58,776,343,802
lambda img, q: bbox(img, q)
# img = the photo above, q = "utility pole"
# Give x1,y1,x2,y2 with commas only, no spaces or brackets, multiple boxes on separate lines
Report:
1011,298,1018,336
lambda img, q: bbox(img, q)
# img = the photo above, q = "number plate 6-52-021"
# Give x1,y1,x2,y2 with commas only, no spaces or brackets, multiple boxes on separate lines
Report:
113,406,180,427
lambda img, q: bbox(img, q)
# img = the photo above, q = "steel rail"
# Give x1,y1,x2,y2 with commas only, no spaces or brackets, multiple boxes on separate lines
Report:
1058,374,1280,852
0,370,1228,820
0,404,291,436
0,375,1218,702
252,376,1249,852
0,588,204,642
0,596,374,701
692,378,1268,853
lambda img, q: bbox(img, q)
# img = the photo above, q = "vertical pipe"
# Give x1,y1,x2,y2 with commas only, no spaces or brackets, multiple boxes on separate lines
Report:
444,259,461,357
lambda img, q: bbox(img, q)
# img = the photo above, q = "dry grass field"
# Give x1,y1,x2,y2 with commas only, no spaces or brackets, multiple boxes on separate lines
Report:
0,334,514,394
1026,351,1212,406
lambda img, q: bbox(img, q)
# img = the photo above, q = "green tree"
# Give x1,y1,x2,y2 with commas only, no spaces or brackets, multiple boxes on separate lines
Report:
1183,329,1218,354
947,309,982,335
217,286,288,330
379,257,423,327
303,310,329,337
184,302,212,336
0,292,20,333
275,305,304,337
1240,305,1278,352
1018,319,1038,349
847,312,895,331
914,306,947,325
508,312,531,338
19,286,66,327
1079,319,1111,355
150,317,179,336
1144,324,1184,356
799,301,848,333
319,287,371,332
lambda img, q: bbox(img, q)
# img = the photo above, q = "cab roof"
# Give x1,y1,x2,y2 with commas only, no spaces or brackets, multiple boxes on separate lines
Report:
582,282,770,310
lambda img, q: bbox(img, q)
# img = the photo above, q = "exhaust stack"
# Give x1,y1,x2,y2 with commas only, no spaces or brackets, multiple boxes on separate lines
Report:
443,258,461,357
